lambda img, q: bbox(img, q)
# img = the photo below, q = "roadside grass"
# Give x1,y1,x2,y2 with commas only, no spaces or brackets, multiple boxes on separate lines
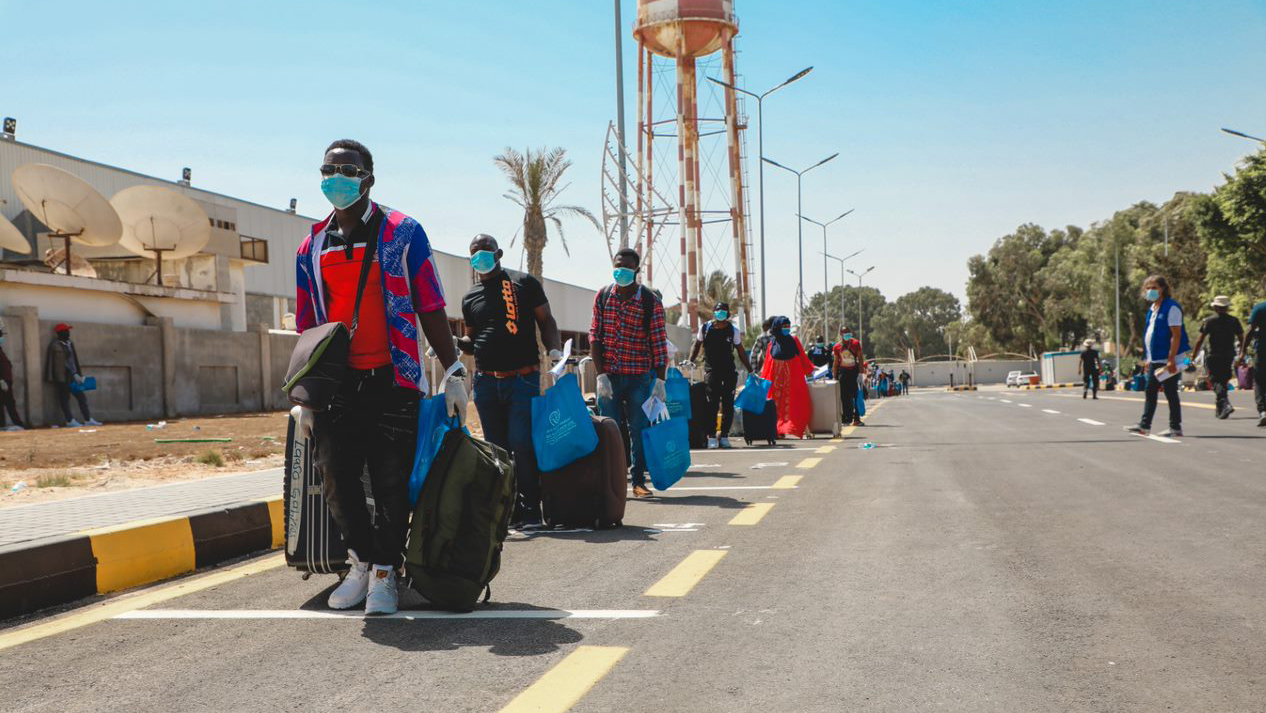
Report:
34,472,85,488
195,450,225,467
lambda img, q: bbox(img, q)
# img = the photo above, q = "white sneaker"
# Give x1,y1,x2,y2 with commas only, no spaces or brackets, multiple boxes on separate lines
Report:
719,437,732,449
67,419,83,428
4,425,22,431
85,418,102,426
365,565,398,615
327,551,370,610
707,437,719,449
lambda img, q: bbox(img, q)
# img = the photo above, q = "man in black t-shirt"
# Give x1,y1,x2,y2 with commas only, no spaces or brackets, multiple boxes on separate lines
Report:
806,336,831,369
689,302,753,448
1238,298,1266,426
458,234,562,528
1193,295,1244,419
1077,340,1101,399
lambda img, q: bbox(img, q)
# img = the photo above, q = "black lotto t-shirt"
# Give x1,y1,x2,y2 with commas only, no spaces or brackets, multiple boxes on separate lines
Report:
461,268,548,372
1200,313,1243,359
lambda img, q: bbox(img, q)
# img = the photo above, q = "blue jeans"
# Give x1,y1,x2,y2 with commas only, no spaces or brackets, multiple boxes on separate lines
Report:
474,370,541,515
598,371,654,487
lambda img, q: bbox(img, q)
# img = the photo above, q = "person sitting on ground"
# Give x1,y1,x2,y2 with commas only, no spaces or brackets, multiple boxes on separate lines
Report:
688,301,754,449
43,323,100,428
0,323,25,431
1125,275,1189,437
1191,295,1243,420
590,247,669,499
458,234,563,529
1078,339,1102,400
1236,294,1266,427
296,138,466,615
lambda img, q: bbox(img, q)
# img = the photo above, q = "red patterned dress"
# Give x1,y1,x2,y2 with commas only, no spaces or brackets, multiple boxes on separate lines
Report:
760,336,814,438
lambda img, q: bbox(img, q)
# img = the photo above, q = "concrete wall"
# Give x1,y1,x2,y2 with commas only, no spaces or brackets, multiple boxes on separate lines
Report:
973,359,1039,384
900,359,1039,387
3,305,298,426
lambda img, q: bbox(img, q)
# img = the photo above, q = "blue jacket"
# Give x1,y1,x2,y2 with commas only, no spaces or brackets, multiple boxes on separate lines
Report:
1144,296,1190,363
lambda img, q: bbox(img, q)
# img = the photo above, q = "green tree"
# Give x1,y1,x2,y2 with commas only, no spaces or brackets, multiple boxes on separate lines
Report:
494,146,599,278
803,285,887,358
1193,148,1266,308
870,287,962,359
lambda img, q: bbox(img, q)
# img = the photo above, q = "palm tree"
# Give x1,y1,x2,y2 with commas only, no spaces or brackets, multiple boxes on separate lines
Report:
494,147,600,278
699,269,737,321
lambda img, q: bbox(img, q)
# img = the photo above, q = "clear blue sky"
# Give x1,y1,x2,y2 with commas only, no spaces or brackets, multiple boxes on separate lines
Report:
5,0,1265,321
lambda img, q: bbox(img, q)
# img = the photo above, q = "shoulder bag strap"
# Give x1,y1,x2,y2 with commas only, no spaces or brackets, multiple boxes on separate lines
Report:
347,231,378,337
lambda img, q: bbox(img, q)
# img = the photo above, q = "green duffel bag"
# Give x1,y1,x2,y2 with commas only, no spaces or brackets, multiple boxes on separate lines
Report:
405,428,515,612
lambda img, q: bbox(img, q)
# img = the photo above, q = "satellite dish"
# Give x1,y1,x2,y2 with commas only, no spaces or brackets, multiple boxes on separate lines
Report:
43,247,98,278
0,213,32,255
11,163,121,276
111,185,211,285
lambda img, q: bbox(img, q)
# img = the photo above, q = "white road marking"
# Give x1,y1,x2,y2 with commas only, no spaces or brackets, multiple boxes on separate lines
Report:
634,485,795,492
692,447,820,454
986,397,997,401
116,609,660,620
1017,403,1032,408
1042,409,1061,414
751,462,789,469
1000,399,1012,403
1078,418,1105,426
1146,434,1181,444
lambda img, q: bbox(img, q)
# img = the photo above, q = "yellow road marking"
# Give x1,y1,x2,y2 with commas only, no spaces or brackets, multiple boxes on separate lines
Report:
729,503,775,526
815,445,835,454
0,554,285,653
258,496,284,548
1051,392,1216,410
796,457,822,469
645,550,727,597
831,436,844,442
771,475,802,489
498,646,628,713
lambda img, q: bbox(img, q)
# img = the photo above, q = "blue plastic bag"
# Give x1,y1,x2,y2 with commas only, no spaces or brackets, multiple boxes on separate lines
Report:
408,395,462,506
641,416,691,491
664,367,691,420
855,388,866,418
532,372,599,472
734,374,771,413
70,376,97,394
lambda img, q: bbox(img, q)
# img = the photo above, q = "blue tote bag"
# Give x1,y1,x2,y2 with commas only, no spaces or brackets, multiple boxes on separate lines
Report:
641,415,691,491
665,367,691,420
532,372,599,472
855,387,866,418
734,374,771,413
407,362,468,506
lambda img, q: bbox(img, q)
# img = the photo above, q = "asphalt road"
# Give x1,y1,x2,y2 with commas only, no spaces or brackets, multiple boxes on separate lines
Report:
3,387,1265,713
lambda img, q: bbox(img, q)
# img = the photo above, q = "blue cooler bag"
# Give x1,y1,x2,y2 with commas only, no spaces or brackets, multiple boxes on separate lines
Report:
641,416,691,491
734,374,771,414
532,372,599,472
664,367,691,419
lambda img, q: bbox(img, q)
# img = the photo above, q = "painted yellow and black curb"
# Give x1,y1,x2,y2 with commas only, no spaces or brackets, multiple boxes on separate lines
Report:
0,497,283,620
945,385,977,391
1021,383,1079,390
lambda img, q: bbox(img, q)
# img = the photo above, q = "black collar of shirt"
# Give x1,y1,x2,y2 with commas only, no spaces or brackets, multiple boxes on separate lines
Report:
330,202,381,258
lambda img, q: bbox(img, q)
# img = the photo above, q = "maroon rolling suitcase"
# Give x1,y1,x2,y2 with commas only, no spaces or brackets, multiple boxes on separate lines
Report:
540,415,627,529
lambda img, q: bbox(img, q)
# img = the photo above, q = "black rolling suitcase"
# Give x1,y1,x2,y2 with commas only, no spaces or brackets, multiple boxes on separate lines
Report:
687,381,710,449
742,399,778,446
283,406,349,576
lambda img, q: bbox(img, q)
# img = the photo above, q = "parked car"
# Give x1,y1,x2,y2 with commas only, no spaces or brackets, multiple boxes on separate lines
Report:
1006,370,1022,387
1018,372,1039,386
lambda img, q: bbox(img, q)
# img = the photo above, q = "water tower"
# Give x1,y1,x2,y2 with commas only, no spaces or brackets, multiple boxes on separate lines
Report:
633,0,752,330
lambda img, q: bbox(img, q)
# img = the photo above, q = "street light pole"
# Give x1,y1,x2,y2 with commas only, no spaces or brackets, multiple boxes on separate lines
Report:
708,67,813,323
847,266,875,357
1114,238,1121,378
612,0,629,246
765,153,839,323
801,209,853,337
823,248,863,338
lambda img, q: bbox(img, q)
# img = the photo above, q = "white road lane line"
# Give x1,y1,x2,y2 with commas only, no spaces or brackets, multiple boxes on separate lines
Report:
1042,409,1061,414
1078,418,1106,426
1000,399,1012,403
633,485,793,492
116,609,661,620
1017,403,1032,408
1146,434,1181,444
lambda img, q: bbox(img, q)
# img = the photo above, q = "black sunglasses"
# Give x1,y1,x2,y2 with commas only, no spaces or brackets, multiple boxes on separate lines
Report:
319,163,370,178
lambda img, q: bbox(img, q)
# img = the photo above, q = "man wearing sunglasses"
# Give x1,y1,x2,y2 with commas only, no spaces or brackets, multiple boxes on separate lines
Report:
295,139,466,615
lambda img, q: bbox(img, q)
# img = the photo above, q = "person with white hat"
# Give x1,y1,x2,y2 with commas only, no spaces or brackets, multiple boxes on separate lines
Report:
1191,295,1243,419
1077,338,1102,399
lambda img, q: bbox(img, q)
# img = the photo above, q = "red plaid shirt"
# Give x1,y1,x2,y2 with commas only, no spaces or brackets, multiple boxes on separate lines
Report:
590,285,669,375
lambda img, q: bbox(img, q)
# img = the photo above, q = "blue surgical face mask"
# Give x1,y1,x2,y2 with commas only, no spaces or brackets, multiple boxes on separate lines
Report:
613,267,637,287
0,336,5,346
842,333,853,341
714,310,729,321
321,174,365,210
470,250,497,275
1145,288,1160,302
781,327,791,337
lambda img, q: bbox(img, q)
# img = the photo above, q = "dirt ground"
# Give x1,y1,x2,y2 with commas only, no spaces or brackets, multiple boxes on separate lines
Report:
0,407,485,508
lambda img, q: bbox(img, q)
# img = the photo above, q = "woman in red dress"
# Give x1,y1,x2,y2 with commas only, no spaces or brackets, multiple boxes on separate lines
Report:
760,316,814,438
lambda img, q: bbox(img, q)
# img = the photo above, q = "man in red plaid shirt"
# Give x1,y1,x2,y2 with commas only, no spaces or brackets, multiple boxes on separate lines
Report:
591,248,669,498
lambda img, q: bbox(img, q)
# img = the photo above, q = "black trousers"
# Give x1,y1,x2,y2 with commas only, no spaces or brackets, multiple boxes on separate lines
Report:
1255,362,1266,415
1083,369,1099,396
838,369,859,423
1208,357,1233,413
1140,368,1181,431
314,367,419,568
53,382,91,422
0,385,23,427
705,369,737,438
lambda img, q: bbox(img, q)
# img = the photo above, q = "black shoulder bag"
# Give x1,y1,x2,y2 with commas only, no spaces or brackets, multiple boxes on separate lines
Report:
282,231,377,410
